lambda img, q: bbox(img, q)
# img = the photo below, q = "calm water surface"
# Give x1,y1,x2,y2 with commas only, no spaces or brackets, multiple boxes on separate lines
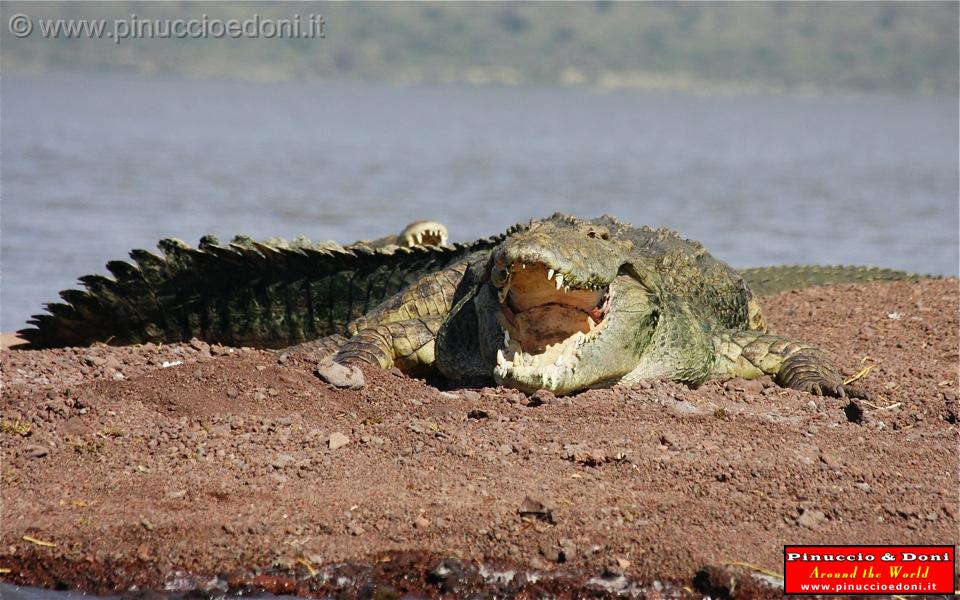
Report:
2,74,957,330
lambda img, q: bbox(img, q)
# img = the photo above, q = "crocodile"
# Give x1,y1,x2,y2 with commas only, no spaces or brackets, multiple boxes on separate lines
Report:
18,214,920,396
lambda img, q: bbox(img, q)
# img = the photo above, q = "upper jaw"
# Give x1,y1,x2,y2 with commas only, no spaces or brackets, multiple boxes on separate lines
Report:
491,249,614,303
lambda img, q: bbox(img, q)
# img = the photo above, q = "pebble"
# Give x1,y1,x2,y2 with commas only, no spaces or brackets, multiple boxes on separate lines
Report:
271,453,295,469
724,377,764,394
328,432,350,450
529,389,556,406
797,508,827,529
518,497,555,524
24,445,49,459
346,521,365,536
413,515,431,529
82,355,105,367
316,360,365,389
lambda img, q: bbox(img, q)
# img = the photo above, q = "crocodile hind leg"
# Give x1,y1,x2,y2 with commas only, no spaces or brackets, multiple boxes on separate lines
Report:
282,334,349,362
335,316,445,374
712,330,866,398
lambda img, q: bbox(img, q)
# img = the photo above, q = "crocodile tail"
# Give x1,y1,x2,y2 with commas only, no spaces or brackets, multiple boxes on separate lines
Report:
741,265,929,297
17,233,513,349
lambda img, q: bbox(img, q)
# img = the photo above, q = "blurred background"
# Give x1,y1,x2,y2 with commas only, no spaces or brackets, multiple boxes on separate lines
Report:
2,1,958,331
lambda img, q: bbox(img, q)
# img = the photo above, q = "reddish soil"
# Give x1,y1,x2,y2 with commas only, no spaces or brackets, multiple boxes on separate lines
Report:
1,280,958,598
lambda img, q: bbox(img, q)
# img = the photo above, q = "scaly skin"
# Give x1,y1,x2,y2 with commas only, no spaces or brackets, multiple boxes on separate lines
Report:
20,215,925,399
323,214,922,397
17,221,485,349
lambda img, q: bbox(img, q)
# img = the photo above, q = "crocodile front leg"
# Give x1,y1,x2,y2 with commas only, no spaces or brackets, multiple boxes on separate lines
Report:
335,316,444,374
712,330,866,398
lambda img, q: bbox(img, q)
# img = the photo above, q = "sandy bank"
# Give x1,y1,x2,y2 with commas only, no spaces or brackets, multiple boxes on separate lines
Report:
1,280,957,597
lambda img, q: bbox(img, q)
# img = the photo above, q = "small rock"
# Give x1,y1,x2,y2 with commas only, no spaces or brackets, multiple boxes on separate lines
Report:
518,497,555,524
797,508,827,529
819,452,841,469
328,432,350,450
24,445,49,459
189,338,209,352
226,387,239,399
136,542,152,561
844,400,866,424
539,541,561,563
166,489,187,499
271,453,295,469
559,538,577,562
498,443,514,456
316,360,365,389
460,391,481,402
529,389,556,406
467,408,491,419
346,521,365,536
724,377,764,394
616,557,632,569
82,355,105,367
413,515,431,529
757,375,775,388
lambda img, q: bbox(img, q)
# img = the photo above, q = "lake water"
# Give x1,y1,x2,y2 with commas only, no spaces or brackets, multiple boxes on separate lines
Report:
2,74,957,331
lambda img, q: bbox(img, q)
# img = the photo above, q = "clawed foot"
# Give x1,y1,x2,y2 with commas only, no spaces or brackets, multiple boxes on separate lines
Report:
777,349,870,399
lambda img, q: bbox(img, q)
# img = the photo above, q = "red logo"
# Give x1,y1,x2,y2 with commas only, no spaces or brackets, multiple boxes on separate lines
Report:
784,545,955,595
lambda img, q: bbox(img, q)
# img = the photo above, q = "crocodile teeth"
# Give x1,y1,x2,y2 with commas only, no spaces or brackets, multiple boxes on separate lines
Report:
547,268,555,281
503,330,510,346
416,233,423,244
496,349,508,366
513,352,522,364
587,316,596,330
555,274,564,290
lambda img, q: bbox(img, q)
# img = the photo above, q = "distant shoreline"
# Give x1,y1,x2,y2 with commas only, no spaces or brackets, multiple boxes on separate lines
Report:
5,66,960,98
6,67,958,100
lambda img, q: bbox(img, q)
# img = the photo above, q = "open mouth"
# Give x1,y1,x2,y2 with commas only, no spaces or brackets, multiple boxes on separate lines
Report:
493,261,612,372
407,227,447,246
416,229,446,245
